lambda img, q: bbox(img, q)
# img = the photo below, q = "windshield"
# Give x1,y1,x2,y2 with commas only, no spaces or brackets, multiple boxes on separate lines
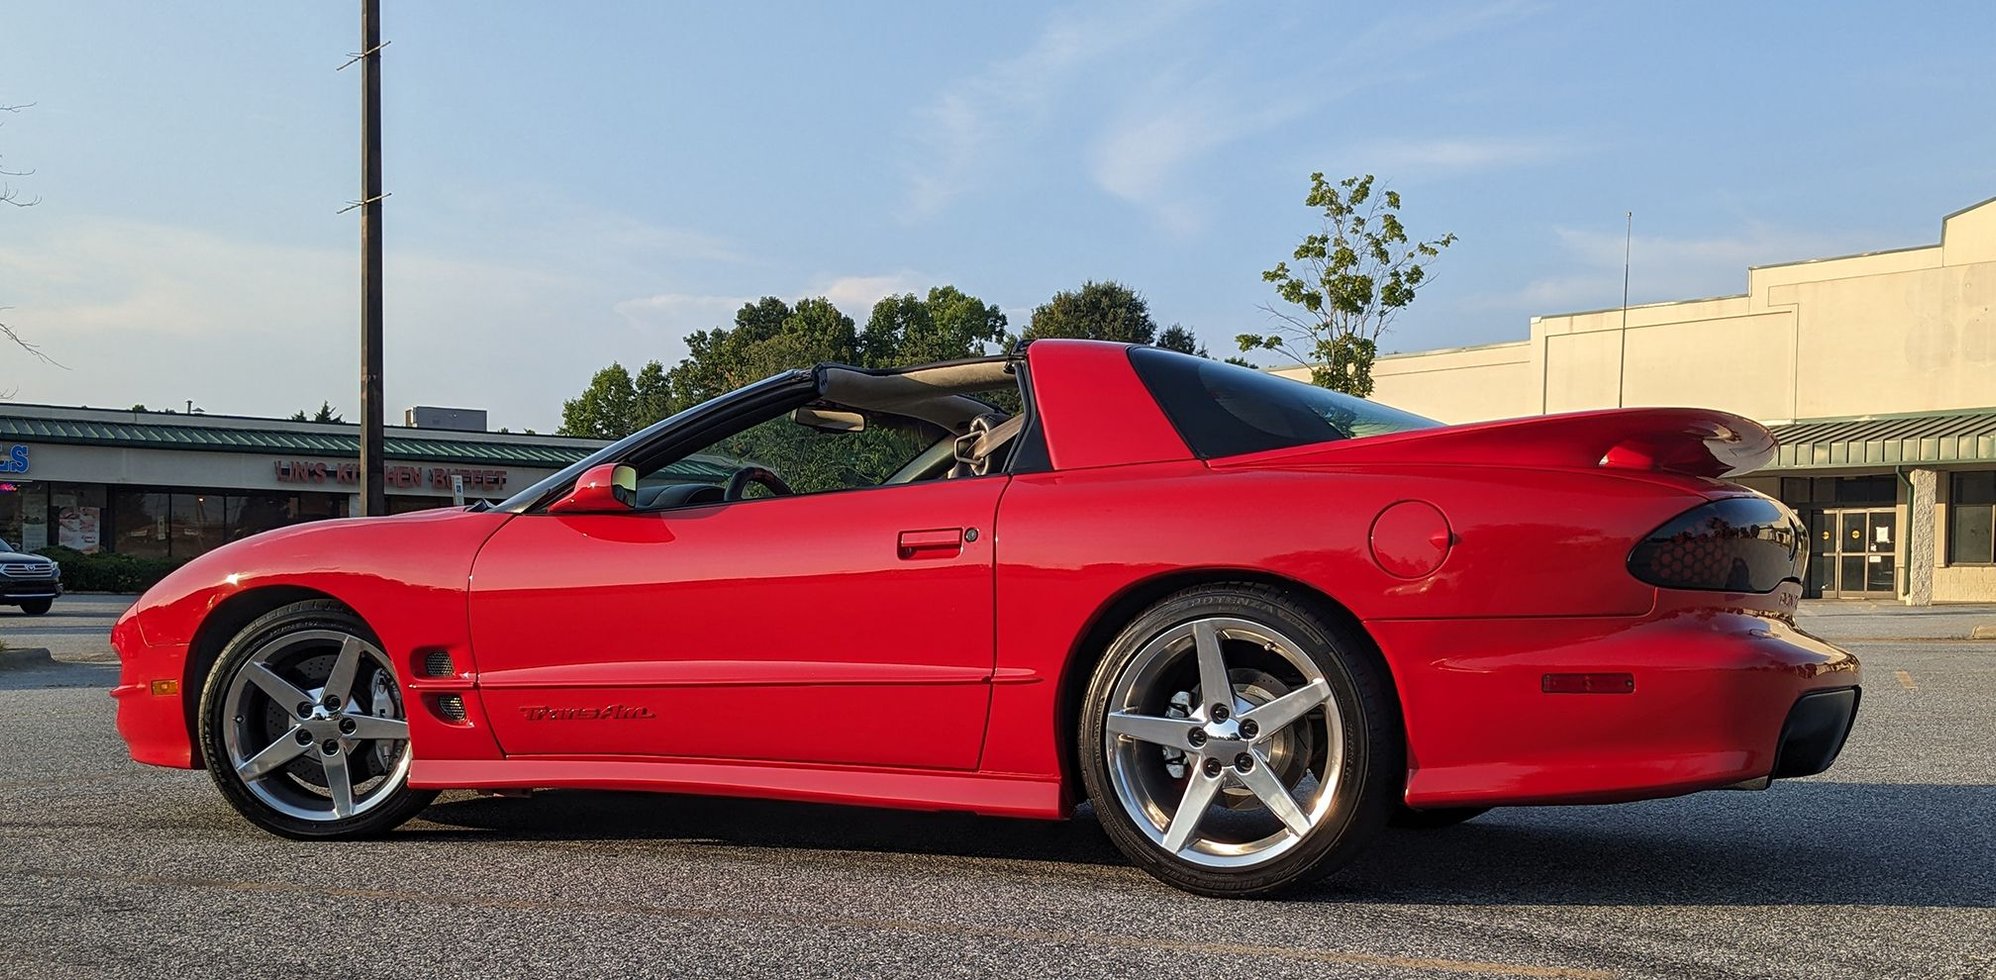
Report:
1129,346,1440,458
0,538,13,553
495,370,813,513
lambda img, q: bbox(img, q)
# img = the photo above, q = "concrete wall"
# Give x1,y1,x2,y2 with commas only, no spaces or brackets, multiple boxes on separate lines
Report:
1308,197,1996,425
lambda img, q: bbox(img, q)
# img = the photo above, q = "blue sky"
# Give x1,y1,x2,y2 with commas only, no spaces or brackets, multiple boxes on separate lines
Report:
3,1,1993,431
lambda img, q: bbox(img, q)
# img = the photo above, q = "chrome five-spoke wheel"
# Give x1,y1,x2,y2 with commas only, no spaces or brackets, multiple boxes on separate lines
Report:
1106,617,1340,865
1079,585,1397,896
200,600,436,838
223,629,410,820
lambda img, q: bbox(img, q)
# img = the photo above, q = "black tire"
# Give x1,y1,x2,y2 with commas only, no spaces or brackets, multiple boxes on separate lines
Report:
1078,583,1401,897
1389,805,1490,830
17,599,52,615
198,599,436,839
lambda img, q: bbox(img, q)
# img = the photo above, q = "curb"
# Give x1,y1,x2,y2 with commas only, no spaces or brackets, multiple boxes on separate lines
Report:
1973,626,1996,641
0,647,56,670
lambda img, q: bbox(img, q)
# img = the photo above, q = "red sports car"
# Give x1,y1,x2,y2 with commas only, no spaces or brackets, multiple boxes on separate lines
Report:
111,340,1859,896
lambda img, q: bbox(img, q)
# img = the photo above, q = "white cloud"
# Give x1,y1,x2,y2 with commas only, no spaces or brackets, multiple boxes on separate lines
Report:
812,272,927,320
612,292,750,334
0,216,692,431
900,1,1199,220
1353,136,1582,175
1471,223,1877,316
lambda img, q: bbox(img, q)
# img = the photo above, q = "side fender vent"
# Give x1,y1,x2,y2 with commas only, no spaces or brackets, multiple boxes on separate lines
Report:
429,693,468,723
421,650,456,678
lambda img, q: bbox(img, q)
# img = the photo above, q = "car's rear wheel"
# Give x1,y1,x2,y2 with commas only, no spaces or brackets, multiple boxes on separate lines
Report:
198,600,435,838
1078,584,1399,897
18,599,51,615
1389,805,1491,829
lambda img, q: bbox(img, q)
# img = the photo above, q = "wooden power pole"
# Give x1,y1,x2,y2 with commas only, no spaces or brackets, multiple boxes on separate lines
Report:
358,0,386,516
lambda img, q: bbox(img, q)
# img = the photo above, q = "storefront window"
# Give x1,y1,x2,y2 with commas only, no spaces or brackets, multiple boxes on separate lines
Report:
172,493,231,555
232,493,294,543
1949,472,1996,565
112,490,173,559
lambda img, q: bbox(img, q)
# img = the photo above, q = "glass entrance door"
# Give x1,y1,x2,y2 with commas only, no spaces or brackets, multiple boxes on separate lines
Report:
1814,507,1897,598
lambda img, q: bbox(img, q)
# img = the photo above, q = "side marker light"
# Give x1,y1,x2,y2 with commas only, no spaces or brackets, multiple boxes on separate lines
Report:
1541,673,1635,695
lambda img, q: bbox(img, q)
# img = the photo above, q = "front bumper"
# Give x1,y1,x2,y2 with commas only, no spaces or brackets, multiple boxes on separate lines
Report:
110,612,197,769
1,577,62,601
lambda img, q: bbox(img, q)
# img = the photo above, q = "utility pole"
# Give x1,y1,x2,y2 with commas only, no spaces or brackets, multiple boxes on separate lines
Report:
1616,211,1632,408
358,0,386,516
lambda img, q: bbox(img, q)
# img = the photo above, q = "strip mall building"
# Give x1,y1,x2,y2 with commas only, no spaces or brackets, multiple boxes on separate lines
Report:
4,200,1991,603
0,407,601,562
1277,197,1996,604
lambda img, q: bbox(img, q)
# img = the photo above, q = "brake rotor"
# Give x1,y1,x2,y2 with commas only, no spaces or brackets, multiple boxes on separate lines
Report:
1212,668,1317,811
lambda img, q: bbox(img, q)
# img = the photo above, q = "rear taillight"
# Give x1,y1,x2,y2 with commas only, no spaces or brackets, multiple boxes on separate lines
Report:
1628,496,1805,593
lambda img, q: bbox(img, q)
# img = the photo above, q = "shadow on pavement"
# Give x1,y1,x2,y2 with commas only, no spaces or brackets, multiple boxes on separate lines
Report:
418,781,1994,907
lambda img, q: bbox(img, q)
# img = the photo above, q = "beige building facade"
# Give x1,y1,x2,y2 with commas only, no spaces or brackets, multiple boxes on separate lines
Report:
1281,197,1996,604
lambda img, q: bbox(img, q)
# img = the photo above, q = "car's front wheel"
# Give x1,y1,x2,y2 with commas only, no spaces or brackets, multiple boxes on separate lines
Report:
1078,584,1400,897
197,599,435,838
18,598,51,615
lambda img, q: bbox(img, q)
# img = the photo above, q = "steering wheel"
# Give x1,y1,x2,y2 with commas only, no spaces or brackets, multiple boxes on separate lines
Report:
722,465,795,501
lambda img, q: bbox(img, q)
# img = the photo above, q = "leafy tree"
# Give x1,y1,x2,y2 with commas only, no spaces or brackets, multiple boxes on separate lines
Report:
1022,280,1215,358
559,362,637,439
1156,323,1207,358
1023,280,1159,346
1239,172,1456,397
562,287,1015,439
288,401,343,423
859,286,1008,367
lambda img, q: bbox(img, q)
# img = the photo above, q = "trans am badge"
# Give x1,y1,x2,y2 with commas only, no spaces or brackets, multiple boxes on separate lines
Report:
517,703,656,722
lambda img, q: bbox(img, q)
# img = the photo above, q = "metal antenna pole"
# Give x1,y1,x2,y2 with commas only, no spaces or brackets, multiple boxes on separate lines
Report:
1617,211,1632,408
359,0,386,516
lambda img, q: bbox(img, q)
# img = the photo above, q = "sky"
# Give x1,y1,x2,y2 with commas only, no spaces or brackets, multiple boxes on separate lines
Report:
2,1,1993,432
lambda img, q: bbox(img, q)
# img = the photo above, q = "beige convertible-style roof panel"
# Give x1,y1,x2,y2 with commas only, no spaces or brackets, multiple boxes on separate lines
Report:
817,359,1013,429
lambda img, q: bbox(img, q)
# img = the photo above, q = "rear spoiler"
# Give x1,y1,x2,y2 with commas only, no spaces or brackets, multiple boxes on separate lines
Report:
1214,408,1777,479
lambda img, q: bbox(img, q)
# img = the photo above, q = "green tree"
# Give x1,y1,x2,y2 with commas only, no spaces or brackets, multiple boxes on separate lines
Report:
561,286,1014,440
1156,323,1207,357
858,286,1008,367
289,401,343,423
1239,173,1456,397
1023,280,1159,345
559,362,637,439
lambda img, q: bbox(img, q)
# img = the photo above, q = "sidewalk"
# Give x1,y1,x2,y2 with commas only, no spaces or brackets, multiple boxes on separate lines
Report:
1797,600,1996,641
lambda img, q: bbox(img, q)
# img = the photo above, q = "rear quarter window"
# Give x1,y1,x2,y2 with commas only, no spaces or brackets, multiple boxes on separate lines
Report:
1128,347,1440,458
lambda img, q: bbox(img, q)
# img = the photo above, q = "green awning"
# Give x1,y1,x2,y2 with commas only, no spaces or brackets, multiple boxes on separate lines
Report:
0,416,601,469
1768,411,1996,470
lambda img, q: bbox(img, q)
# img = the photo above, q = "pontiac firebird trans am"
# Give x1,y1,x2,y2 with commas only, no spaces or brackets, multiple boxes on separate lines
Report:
110,340,1860,896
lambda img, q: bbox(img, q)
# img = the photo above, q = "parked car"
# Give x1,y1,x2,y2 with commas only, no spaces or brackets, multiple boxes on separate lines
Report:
0,538,61,615
109,340,1859,897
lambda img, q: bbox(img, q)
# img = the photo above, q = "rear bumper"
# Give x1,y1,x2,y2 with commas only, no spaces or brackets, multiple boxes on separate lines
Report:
1373,608,1860,808
1773,686,1860,779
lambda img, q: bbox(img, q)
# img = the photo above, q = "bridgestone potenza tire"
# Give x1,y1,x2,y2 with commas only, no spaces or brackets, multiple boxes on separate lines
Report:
1078,583,1401,897
198,599,436,839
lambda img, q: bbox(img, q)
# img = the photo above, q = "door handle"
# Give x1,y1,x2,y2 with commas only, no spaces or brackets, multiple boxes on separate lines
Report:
897,528,964,560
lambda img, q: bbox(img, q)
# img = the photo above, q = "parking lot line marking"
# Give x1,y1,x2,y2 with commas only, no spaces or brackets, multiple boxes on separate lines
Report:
20,867,1617,979
1895,670,1917,690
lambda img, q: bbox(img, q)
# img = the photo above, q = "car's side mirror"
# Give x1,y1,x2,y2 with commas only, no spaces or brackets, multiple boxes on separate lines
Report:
548,463,638,514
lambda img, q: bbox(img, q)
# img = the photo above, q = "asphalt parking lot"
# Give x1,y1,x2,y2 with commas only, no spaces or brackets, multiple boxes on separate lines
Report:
2,595,1992,979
